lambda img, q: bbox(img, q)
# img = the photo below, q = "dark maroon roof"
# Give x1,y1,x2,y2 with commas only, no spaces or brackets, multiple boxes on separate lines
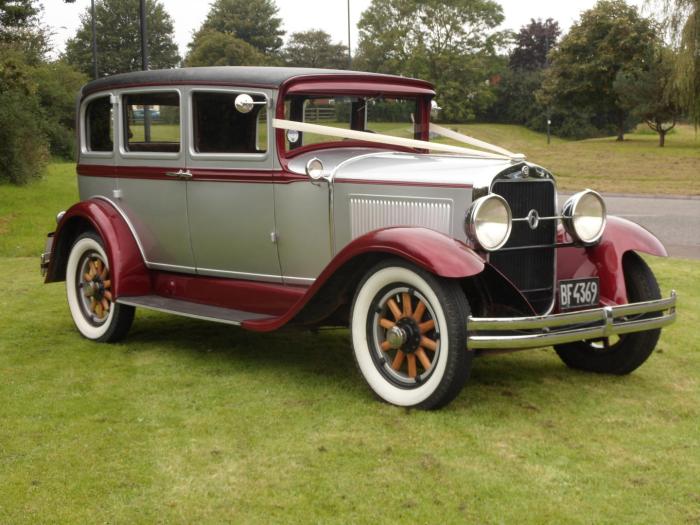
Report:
81,66,433,96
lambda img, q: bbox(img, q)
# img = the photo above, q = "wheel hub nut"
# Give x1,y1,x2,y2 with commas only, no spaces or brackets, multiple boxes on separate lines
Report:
386,326,407,349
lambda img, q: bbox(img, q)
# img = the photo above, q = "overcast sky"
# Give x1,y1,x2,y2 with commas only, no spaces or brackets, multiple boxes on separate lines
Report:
42,0,648,60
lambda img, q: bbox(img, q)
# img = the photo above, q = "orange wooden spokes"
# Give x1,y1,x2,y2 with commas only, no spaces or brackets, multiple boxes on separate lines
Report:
419,320,435,334
379,318,395,330
387,298,402,320
101,298,110,311
416,348,432,370
407,354,417,378
103,280,111,289
392,350,406,370
103,291,113,301
380,340,392,351
413,301,426,322
421,336,438,351
402,292,412,317
84,273,92,282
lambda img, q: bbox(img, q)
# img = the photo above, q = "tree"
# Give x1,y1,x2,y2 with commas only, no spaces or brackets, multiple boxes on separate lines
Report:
615,48,682,146
185,31,266,67
355,0,506,122
283,30,348,69
0,0,47,60
190,0,284,56
509,18,560,70
653,0,699,127
0,46,48,184
63,0,180,77
540,0,657,140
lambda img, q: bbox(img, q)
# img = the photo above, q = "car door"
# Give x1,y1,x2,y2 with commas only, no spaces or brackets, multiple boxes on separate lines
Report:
115,87,195,273
184,87,282,282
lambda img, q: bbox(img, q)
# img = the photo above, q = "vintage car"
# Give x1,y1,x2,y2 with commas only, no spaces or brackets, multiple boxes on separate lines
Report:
41,67,676,409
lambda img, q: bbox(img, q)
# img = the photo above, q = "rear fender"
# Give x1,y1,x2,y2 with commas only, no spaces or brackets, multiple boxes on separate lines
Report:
243,227,485,331
45,199,150,298
556,216,667,306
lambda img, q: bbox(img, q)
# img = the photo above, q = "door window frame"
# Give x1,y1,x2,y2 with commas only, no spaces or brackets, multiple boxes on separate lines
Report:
188,87,271,163
117,87,183,161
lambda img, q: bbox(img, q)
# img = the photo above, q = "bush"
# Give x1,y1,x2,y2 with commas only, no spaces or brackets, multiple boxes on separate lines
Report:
0,88,48,185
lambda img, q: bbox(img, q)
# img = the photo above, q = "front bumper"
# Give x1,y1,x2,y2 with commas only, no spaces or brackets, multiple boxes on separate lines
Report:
467,291,677,350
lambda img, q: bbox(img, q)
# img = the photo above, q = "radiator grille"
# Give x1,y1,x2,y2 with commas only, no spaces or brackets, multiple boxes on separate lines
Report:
490,179,556,314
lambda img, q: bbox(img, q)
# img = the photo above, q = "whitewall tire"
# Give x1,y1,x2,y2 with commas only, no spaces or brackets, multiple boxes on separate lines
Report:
66,232,134,342
350,260,472,409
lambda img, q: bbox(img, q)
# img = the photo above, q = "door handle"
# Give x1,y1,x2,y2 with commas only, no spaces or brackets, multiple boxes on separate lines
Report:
165,170,193,180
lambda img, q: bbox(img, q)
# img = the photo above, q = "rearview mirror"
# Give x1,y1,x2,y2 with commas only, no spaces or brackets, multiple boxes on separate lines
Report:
234,93,265,114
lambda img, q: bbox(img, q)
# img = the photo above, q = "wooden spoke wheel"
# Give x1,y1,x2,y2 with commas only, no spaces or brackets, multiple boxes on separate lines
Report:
369,286,441,387
65,232,134,343
351,260,473,409
77,252,113,325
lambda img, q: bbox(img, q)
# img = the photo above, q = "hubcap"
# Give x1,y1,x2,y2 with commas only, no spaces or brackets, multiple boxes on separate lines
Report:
77,252,113,325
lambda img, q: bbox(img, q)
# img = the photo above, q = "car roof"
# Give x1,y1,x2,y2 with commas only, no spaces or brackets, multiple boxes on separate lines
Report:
81,66,434,96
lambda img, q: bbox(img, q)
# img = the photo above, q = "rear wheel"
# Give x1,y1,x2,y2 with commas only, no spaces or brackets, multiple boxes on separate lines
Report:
554,252,661,374
350,260,472,409
66,232,134,342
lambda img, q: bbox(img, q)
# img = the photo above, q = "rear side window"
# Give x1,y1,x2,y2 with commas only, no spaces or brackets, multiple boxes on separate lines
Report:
123,92,180,153
192,92,267,154
85,96,113,152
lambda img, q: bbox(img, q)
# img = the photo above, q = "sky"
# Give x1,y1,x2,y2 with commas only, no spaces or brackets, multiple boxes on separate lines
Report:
42,0,649,59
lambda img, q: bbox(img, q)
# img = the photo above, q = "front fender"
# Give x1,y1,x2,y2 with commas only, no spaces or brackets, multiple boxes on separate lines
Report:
243,227,485,331
45,198,150,298
557,215,667,306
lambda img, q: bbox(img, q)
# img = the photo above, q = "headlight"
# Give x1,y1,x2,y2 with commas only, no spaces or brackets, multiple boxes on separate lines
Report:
562,190,607,245
465,194,512,251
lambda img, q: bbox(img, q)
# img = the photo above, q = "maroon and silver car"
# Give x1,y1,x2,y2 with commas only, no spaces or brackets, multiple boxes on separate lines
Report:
41,67,676,409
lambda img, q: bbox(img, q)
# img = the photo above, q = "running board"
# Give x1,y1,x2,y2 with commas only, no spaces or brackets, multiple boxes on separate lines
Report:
116,295,275,326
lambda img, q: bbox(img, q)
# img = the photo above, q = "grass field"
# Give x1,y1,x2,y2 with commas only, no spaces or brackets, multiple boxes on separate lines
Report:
1,161,699,523
437,123,700,195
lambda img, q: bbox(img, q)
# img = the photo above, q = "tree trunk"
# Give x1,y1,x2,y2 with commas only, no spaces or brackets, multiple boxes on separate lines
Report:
659,130,666,147
616,116,625,141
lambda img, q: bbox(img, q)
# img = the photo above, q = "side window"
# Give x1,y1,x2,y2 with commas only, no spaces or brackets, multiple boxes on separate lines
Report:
192,92,267,154
85,96,113,152
123,92,180,153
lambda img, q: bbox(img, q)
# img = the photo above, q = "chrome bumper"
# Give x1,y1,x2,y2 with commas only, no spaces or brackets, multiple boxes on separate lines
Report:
467,291,677,350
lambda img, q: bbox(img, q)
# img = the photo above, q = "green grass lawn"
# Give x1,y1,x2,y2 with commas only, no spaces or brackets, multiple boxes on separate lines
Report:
437,123,700,195
1,162,698,523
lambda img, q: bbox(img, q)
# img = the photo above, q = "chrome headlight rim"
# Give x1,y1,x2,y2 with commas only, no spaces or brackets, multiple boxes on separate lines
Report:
562,189,607,245
465,194,513,252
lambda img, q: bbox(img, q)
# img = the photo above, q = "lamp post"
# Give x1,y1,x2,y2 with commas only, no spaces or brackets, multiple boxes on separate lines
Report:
347,0,352,67
64,0,98,79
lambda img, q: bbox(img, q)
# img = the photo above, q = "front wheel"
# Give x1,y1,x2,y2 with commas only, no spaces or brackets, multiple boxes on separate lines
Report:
66,232,134,342
554,252,662,374
350,260,472,409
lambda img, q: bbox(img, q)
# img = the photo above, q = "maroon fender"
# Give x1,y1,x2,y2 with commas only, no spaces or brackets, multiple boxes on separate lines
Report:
243,227,485,331
556,216,667,307
45,199,151,298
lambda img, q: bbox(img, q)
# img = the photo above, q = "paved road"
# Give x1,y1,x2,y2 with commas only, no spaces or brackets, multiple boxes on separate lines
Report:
559,193,700,259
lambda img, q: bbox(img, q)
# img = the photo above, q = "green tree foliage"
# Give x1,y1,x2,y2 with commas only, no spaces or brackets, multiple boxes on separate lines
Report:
0,0,47,60
190,0,284,56
63,0,180,77
355,0,506,122
283,30,348,69
614,48,681,146
184,31,266,67
540,0,657,140
487,19,560,128
655,0,699,127
31,61,88,157
0,46,48,184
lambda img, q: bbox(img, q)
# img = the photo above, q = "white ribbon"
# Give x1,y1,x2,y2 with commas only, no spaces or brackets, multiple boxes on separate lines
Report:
272,119,517,161
430,124,525,160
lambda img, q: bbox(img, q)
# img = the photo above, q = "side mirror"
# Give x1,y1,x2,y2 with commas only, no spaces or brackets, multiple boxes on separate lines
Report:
430,99,442,119
305,158,325,181
234,93,264,114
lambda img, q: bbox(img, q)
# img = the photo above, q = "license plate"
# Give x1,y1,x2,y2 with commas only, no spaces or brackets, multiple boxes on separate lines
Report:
559,278,600,310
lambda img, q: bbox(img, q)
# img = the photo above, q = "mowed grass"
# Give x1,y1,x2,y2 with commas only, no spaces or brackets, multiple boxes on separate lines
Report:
436,123,700,195
1,161,699,522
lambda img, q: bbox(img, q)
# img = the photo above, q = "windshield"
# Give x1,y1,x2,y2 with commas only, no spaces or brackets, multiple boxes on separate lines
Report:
283,94,421,151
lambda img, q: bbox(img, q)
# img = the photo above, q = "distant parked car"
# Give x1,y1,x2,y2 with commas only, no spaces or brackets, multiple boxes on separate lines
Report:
41,67,676,409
